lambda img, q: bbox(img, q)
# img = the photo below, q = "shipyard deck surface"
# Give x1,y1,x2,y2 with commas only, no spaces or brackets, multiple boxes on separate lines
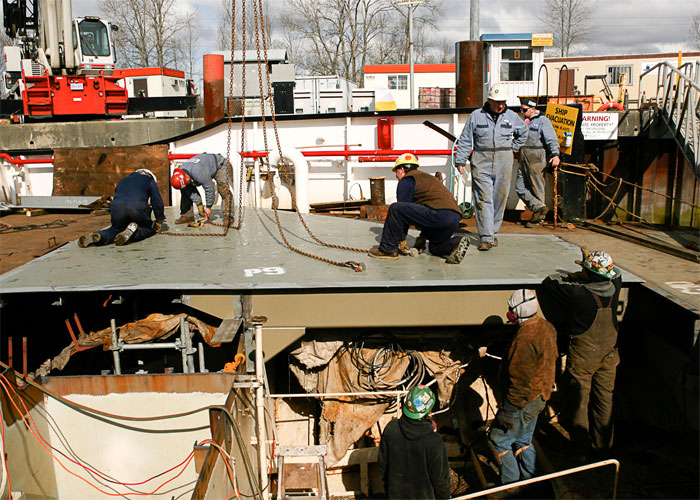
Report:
0,207,642,293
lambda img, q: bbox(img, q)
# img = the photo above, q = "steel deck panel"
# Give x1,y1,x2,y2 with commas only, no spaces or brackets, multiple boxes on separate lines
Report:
0,207,642,294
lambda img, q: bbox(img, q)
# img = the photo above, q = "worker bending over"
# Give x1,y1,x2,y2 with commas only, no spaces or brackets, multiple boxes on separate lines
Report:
454,84,527,251
378,385,451,499
538,247,622,460
78,169,165,248
489,289,557,485
516,97,560,228
170,153,233,224
369,153,469,264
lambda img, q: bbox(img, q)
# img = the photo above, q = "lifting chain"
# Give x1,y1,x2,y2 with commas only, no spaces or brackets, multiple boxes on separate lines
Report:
250,0,367,270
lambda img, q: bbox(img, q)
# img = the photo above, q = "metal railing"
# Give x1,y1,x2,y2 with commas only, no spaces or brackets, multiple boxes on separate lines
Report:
639,61,700,176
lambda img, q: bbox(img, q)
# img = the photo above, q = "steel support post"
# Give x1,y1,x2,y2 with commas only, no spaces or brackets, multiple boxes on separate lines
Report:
254,322,267,495
110,319,121,375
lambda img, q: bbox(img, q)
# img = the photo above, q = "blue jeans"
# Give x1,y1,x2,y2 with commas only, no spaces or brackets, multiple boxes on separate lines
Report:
489,396,546,484
96,201,155,245
379,202,461,257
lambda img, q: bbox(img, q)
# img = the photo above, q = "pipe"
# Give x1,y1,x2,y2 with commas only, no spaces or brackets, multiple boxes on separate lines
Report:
269,390,406,398
61,0,75,69
268,146,310,214
179,317,188,374
470,0,479,41
253,323,267,492
120,343,179,350
110,318,121,375
0,154,54,165
184,320,196,374
198,342,207,373
203,54,225,125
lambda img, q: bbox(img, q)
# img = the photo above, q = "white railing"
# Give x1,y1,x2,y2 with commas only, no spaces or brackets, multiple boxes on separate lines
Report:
639,61,700,176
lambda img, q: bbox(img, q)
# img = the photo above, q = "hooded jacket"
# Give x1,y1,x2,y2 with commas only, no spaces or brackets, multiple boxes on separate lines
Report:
378,415,451,499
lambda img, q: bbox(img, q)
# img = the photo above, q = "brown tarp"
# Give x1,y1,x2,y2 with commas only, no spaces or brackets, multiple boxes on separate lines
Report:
30,313,219,379
289,343,463,466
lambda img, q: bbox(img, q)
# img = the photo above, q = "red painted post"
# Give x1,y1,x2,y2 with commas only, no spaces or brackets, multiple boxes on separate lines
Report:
203,54,225,125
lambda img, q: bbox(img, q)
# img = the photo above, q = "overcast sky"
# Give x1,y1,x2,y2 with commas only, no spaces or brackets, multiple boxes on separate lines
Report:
15,0,700,70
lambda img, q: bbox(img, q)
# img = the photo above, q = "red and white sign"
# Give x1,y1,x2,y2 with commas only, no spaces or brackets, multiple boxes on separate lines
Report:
582,113,618,140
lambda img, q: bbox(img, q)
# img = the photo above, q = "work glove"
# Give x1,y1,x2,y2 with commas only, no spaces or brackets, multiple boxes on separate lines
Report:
154,220,163,233
574,246,591,266
197,204,206,217
494,400,518,431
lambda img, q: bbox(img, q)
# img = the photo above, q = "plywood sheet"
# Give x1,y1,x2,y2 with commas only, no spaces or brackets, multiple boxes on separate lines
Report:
53,145,170,203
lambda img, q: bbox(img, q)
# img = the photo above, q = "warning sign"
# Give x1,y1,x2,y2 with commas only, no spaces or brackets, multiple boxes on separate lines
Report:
532,33,554,46
545,103,579,155
581,113,618,140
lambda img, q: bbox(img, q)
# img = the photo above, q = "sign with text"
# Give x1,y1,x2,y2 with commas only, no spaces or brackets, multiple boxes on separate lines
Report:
581,113,619,140
545,102,579,155
531,33,554,46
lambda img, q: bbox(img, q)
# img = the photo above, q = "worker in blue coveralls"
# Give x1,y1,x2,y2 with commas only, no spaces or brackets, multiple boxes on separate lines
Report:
516,97,561,228
78,169,165,247
368,153,470,264
454,84,527,251
169,153,232,224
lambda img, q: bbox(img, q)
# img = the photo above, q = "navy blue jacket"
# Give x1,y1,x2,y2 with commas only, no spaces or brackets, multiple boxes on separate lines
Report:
113,172,165,222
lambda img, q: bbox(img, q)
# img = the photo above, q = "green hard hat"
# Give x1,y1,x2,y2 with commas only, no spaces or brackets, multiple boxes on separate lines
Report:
403,385,436,419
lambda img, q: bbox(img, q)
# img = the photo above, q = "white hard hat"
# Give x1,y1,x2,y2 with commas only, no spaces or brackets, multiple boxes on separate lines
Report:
488,84,509,101
136,168,157,183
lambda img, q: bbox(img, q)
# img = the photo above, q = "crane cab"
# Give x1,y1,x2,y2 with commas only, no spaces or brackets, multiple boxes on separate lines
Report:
73,16,117,75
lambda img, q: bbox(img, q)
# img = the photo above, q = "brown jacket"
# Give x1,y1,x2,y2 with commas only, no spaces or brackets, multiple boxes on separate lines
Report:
500,316,557,408
405,170,462,214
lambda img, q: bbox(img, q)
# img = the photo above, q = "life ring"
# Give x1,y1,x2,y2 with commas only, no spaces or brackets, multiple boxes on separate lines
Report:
596,102,625,112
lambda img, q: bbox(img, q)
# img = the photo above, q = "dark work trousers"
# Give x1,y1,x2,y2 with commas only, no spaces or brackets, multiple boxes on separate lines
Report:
566,295,619,454
96,201,155,245
379,202,461,257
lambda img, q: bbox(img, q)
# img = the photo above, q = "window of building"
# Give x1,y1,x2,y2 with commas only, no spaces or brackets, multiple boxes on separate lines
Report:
499,48,533,82
606,65,632,85
388,75,408,90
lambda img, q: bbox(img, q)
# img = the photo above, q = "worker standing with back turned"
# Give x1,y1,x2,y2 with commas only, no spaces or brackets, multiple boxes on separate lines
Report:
378,385,451,499
454,84,527,251
515,97,560,228
538,247,622,460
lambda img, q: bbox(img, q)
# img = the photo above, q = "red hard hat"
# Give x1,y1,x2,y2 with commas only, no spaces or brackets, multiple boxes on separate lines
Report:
170,168,189,189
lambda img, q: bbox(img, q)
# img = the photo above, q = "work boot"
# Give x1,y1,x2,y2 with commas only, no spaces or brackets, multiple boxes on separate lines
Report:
115,222,138,246
398,240,412,255
78,232,101,248
525,221,543,229
446,236,470,264
175,215,195,224
530,206,548,224
368,247,399,260
414,235,427,254
478,241,493,251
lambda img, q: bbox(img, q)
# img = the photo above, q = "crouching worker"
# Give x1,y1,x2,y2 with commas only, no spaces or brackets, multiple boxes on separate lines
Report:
379,385,450,499
170,153,232,224
369,153,469,264
489,290,557,485
79,169,165,248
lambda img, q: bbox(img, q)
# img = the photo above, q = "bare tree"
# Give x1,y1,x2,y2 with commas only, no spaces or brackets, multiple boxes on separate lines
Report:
690,12,700,50
217,0,274,52
538,0,597,56
180,6,200,81
98,0,188,68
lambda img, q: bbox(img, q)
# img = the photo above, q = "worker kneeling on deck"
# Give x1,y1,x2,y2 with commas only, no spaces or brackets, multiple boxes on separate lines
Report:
368,153,469,264
378,385,451,499
170,153,233,224
489,289,557,486
78,169,165,248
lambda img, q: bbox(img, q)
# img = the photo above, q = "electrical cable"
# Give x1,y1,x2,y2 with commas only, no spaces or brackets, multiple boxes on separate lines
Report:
0,362,263,500
0,399,9,500
0,375,197,497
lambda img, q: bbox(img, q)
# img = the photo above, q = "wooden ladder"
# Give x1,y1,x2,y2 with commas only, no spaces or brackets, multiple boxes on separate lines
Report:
275,445,329,500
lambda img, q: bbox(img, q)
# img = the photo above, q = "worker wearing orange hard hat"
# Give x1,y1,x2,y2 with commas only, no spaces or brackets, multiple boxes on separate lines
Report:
368,153,469,264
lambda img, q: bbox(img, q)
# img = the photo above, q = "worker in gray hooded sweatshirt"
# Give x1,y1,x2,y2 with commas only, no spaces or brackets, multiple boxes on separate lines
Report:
516,97,560,227
170,153,232,224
